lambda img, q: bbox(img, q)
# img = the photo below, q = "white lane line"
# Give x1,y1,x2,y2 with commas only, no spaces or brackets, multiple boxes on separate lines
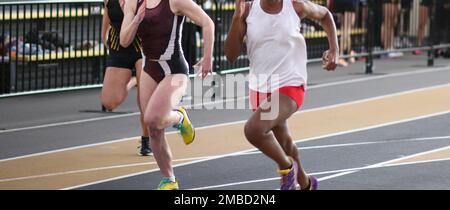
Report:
3,136,448,183
240,136,450,156
308,65,450,89
0,156,216,183
0,112,140,134
187,149,450,190
61,110,450,190
1,66,449,134
61,149,257,190
3,83,449,163
0,97,247,134
318,145,450,182
0,136,143,163
189,177,281,190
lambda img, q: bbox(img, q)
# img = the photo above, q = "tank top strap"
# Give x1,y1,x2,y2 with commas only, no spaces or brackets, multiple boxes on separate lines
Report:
284,0,301,21
250,0,296,17
249,0,261,17
137,0,143,7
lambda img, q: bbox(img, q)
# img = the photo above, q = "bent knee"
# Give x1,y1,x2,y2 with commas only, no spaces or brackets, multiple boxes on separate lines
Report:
244,122,266,143
101,98,121,110
144,114,166,130
101,93,126,110
148,128,164,139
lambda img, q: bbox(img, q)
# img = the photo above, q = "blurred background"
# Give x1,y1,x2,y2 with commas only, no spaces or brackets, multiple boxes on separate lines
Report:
0,0,449,96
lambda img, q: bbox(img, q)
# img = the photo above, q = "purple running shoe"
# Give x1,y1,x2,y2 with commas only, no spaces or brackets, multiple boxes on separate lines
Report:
309,176,318,190
278,159,299,190
301,176,319,190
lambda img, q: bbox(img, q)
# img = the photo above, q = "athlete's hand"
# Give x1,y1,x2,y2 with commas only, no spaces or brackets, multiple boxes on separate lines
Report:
133,0,146,24
194,57,213,79
119,0,125,10
322,49,338,71
233,0,246,20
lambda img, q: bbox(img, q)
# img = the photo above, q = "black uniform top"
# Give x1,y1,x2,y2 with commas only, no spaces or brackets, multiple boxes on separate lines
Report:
106,0,141,53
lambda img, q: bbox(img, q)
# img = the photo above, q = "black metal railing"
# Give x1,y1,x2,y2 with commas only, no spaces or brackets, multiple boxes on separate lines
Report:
187,0,450,75
1,0,449,96
362,0,450,73
0,0,105,95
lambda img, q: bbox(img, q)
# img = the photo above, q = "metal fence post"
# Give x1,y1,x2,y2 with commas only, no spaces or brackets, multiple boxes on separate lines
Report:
365,0,374,74
213,0,222,74
427,0,436,67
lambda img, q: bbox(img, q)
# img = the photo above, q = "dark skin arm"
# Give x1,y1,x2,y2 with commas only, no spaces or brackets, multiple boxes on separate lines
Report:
293,0,339,71
225,0,339,71
224,0,250,63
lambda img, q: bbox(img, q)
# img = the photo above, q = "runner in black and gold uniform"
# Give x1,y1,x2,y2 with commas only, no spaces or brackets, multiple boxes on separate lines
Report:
101,0,152,156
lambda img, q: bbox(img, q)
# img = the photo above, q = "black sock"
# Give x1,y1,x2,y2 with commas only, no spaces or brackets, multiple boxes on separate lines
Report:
141,136,150,147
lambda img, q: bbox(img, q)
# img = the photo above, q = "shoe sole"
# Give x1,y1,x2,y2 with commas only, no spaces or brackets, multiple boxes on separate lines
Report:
185,128,195,145
309,176,319,190
138,152,153,156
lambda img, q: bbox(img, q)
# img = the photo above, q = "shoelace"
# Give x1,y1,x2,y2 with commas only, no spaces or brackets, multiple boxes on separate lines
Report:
173,122,182,130
158,178,173,188
280,174,291,188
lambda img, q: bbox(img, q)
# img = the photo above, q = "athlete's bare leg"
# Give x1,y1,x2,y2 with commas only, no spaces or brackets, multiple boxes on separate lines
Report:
418,6,429,47
244,92,298,170
272,121,309,189
101,67,133,110
142,74,188,177
134,59,149,138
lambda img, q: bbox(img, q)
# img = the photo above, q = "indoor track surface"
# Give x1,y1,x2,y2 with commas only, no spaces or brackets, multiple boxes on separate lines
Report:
1,56,449,190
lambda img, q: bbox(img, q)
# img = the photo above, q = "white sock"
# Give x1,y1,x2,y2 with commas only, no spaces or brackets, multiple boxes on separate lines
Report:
165,176,176,182
176,111,184,125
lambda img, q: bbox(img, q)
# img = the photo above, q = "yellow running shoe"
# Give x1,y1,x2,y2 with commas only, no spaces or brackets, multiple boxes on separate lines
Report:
157,177,179,190
174,107,195,145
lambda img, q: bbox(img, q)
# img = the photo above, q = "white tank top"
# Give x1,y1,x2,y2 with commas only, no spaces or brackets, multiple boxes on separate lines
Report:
246,0,308,93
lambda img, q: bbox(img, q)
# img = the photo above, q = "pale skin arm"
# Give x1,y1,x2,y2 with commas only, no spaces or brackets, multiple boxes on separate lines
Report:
293,0,339,71
224,0,250,63
119,0,145,48
102,0,111,48
171,0,215,78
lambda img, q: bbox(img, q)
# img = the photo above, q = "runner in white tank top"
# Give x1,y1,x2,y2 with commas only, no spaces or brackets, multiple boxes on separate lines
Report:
246,0,307,93
225,0,339,190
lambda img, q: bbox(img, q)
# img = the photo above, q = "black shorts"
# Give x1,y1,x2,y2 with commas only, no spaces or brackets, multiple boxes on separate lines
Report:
143,53,189,83
333,0,359,13
106,48,142,72
401,0,412,9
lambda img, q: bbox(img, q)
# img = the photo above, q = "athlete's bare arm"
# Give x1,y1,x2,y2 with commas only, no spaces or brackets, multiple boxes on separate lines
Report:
171,0,215,78
224,0,250,63
293,0,339,71
102,0,111,48
119,0,144,47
